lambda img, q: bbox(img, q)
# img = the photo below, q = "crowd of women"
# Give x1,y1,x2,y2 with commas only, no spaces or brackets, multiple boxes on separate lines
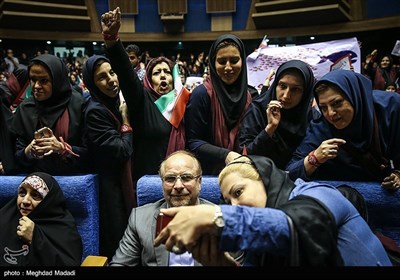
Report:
0,6,399,267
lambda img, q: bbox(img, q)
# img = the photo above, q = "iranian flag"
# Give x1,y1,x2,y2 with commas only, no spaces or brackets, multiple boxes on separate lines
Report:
155,64,191,128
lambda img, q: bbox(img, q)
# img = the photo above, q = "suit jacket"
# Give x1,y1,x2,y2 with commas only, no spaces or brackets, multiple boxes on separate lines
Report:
109,198,213,266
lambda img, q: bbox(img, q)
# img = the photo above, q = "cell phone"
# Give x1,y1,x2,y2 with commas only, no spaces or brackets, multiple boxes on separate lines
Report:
155,213,172,238
34,127,53,139
382,160,395,177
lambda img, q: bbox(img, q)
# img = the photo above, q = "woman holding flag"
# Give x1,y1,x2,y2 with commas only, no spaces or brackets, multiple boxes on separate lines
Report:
184,34,252,175
101,7,190,182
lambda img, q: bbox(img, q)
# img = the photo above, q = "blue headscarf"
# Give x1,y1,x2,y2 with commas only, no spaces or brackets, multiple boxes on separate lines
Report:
314,69,400,157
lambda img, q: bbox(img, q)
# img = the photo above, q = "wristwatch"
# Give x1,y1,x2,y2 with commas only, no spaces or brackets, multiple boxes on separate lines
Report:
212,205,225,235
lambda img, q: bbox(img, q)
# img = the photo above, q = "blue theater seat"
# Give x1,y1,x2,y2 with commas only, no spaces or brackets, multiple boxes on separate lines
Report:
0,174,99,263
318,181,400,245
136,175,400,245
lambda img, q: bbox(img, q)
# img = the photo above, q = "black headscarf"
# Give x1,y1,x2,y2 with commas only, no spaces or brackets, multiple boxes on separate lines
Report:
82,55,121,122
255,60,314,139
0,172,82,266
244,155,343,266
248,155,296,208
29,54,72,128
239,60,314,168
11,54,85,144
206,34,250,129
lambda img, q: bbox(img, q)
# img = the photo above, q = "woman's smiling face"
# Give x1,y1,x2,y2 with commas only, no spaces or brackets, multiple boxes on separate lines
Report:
317,87,354,130
220,172,267,208
215,45,242,85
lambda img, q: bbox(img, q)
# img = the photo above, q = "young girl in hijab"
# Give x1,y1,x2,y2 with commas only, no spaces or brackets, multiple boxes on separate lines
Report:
0,172,82,266
239,60,315,169
83,55,134,260
184,34,252,175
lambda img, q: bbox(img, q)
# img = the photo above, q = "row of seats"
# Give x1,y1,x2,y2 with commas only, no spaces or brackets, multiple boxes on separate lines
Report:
1,174,399,263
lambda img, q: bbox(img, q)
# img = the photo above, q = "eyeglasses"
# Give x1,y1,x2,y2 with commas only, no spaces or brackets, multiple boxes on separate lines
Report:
162,174,201,186
30,78,51,86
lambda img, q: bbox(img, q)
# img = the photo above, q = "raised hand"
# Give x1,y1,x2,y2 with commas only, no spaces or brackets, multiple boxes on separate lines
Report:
101,7,121,38
265,100,282,137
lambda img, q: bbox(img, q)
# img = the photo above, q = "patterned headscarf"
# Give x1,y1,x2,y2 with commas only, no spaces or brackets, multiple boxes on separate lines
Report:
19,175,49,199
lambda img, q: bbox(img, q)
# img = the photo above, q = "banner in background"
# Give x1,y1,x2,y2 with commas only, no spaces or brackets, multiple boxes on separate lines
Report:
246,37,361,89
391,40,400,56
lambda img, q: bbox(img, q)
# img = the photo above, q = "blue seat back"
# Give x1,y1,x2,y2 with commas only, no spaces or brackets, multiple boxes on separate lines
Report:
318,180,400,244
137,175,400,245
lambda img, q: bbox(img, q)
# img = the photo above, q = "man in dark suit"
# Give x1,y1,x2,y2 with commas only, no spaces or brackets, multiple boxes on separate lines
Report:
109,150,213,266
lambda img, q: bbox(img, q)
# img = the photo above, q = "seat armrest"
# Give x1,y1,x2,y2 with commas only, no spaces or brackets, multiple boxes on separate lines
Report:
81,256,108,266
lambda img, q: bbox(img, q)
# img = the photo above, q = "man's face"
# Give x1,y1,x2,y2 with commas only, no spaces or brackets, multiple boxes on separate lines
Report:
127,52,140,67
161,154,201,207
6,49,14,58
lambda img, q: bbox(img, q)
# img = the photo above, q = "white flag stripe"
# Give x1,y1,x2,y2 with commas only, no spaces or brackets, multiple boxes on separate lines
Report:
246,37,361,89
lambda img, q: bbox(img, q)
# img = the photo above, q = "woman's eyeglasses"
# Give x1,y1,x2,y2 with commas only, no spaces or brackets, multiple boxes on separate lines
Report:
162,174,201,186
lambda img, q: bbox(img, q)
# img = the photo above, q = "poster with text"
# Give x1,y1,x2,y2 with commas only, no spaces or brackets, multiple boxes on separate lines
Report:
247,37,361,88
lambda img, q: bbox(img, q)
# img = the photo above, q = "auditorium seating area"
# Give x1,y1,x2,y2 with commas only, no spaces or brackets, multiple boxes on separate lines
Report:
1,174,399,264
137,175,400,244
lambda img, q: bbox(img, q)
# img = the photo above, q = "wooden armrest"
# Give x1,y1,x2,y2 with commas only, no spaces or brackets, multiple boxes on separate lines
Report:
81,255,108,266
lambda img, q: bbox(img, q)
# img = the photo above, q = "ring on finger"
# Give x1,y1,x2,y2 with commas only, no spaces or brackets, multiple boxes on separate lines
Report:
171,244,185,255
